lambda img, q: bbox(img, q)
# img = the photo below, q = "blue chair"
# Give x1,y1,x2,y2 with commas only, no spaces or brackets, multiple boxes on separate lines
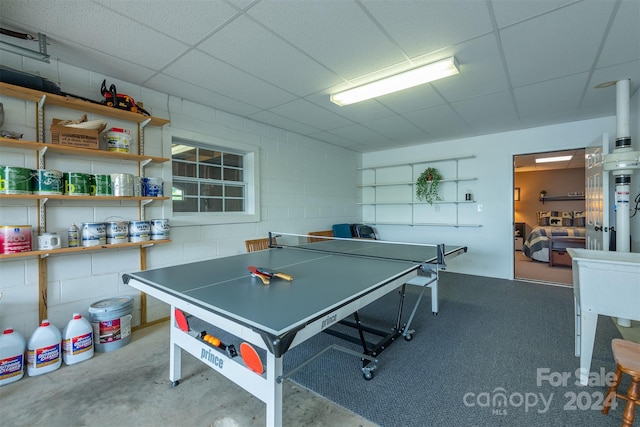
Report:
332,223,353,238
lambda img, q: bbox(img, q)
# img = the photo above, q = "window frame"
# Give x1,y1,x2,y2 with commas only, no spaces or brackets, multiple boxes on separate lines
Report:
166,128,260,226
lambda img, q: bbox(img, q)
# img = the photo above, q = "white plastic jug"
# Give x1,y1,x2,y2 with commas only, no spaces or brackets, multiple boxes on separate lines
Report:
62,313,94,365
27,319,62,376
0,328,26,386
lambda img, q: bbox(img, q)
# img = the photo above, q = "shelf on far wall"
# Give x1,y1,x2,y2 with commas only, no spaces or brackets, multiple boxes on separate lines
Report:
539,195,585,204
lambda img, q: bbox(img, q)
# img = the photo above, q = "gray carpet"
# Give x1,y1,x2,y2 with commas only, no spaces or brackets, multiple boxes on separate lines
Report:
196,273,627,426
281,273,626,427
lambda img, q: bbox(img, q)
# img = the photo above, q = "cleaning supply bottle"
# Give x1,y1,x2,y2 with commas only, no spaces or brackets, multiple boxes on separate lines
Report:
68,223,79,247
62,313,94,365
27,319,61,376
0,328,26,386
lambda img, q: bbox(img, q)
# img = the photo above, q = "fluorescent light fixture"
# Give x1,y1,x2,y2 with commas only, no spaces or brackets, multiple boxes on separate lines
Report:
535,155,572,164
330,56,459,106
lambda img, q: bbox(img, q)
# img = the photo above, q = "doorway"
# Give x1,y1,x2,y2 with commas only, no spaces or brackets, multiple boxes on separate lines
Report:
513,149,586,285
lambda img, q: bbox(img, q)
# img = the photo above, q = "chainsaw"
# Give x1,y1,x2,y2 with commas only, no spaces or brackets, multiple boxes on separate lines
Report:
100,79,149,116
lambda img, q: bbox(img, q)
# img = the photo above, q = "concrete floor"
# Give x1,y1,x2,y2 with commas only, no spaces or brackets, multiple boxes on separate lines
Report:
0,322,377,427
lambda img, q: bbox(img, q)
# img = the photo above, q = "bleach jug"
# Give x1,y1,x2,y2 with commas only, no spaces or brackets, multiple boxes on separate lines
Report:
27,319,61,376
0,328,26,386
62,313,94,365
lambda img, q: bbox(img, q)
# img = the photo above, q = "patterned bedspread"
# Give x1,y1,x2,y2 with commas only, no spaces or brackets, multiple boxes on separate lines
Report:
523,226,586,263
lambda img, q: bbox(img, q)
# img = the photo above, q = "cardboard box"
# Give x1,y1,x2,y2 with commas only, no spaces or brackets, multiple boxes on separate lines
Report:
50,118,105,149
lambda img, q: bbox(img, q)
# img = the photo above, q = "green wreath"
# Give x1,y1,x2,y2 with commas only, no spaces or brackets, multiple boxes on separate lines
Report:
416,167,443,205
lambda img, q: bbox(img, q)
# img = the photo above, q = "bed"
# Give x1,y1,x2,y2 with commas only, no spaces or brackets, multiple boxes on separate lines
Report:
522,211,586,263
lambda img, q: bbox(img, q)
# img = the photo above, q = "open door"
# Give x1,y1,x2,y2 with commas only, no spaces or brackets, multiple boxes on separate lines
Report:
585,134,610,250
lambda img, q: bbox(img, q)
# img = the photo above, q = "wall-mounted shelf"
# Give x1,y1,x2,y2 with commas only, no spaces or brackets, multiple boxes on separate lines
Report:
0,137,169,163
0,83,169,126
358,155,478,227
0,82,170,324
0,239,171,260
540,195,586,204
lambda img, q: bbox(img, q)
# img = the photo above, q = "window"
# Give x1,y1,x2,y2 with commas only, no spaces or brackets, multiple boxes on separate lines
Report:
168,129,260,225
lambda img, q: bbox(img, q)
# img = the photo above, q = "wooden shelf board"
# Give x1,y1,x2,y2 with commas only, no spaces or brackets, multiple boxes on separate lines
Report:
0,83,169,126
0,194,169,201
0,137,169,163
0,239,172,260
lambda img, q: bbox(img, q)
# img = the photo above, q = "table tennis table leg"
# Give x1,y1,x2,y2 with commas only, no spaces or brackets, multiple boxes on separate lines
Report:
429,279,438,314
169,310,182,386
265,352,283,427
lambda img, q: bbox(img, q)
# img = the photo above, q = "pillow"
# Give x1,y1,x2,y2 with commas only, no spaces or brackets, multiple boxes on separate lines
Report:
537,211,554,226
573,211,586,227
561,211,574,226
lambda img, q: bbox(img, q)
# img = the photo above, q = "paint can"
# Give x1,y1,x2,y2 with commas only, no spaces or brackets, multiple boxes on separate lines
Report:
32,169,63,195
0,166,32,194
27,319,62,376
80,222,106,247
62,313,94,365
88,296,133,352
104,128,131,153
63,172,91,196
142,177,163,197
93,174,112,196
128,220,150,242
0,328,26,386
0,225,32,254
150,219,170,240
106,221,129,244
110,173,134,196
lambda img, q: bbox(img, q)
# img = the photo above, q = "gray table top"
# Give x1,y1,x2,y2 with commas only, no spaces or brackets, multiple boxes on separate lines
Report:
124,241,464,336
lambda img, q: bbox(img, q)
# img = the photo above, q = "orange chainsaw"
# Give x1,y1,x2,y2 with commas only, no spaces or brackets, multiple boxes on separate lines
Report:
100,79,149,116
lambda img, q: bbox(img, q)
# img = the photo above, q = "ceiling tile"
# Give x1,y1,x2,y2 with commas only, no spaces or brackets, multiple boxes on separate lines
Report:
491,0,577,28
452,90,519,130
247,0,405,79
162,50,296,109
363,0,494,58
197,16,341,97
597,0,640,67
146,73,261,117
500,1,615,87
514,73,589,118
267,99,354,131
404,104,470,138
95,0,240,45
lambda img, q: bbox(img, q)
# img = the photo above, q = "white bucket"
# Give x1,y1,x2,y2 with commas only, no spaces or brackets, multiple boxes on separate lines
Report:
150,219,170,240
0,328,26,386
27,320,62,376
81,222,106,247
88,296,133,353
106,221,129,244
129,220,150,242
104,128,131,153
62,313,94,365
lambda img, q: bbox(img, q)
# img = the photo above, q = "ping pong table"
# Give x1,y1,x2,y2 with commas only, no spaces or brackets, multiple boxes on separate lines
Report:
123,233,466,427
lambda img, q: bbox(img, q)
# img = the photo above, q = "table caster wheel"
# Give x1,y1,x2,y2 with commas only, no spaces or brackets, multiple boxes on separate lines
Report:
363,371,373,380
171,380,180,387
404,333,413,341
432,312,438,315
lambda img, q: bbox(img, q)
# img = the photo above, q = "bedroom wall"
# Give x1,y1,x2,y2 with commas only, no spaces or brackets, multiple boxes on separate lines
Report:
514,168,585,236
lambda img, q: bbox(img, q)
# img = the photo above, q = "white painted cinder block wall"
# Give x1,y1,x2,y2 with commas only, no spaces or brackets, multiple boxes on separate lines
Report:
0,57,359,337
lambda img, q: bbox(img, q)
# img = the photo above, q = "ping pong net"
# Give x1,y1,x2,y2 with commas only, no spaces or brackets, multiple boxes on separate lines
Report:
267,231,447,265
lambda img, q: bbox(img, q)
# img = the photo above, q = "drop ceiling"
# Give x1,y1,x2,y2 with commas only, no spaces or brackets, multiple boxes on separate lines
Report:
0,0,638,153
514,149,585,172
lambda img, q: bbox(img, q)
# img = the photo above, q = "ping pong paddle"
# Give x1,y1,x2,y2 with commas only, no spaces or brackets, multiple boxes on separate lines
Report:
174,308,190,332
240,342,264,375
256,267,293,281
248,266,270,285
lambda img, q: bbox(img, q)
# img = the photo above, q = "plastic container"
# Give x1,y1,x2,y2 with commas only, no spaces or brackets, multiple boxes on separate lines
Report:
0,328,27,386
68,223,79,248
62,313,94,365
88,296,133,352
27,319,62,376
